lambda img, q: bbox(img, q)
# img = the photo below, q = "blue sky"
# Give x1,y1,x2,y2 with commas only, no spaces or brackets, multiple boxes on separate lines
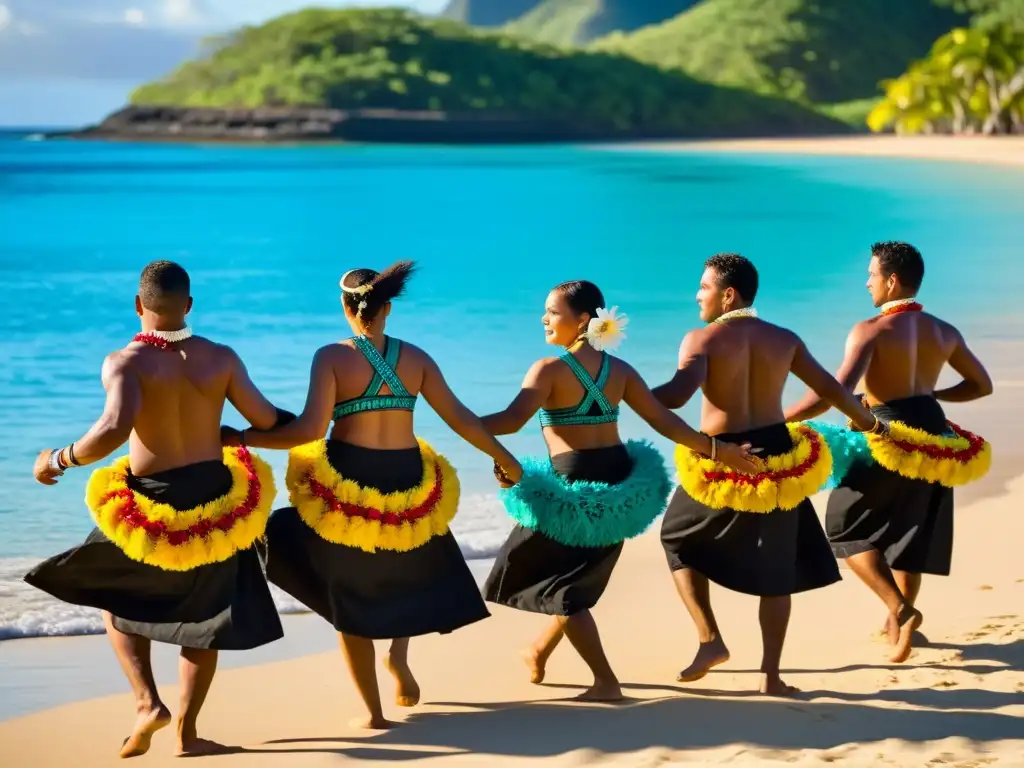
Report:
0,1,449,126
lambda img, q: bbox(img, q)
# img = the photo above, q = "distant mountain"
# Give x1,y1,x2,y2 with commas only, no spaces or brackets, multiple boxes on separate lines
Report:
505,0,700,47
439,0,544,27
591,0,965,104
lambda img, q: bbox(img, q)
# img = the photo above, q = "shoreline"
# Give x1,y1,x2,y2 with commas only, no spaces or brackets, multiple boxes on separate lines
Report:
610,135,1024,168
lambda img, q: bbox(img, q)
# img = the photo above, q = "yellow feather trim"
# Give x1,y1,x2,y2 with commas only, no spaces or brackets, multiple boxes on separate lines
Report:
867,420,991,487
86,447,275,572
286,438,460,553
674,424,832,513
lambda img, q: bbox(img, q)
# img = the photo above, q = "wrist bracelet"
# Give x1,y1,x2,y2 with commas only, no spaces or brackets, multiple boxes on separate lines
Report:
67,442,80,466
47,449,66,475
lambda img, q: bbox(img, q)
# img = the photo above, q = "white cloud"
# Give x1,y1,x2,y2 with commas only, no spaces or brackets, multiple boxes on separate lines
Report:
124,8,145,25
0,5,11,32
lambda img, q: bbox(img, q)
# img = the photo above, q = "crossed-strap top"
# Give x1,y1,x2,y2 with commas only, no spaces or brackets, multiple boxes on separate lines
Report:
332,335,417,421
539,352,620,427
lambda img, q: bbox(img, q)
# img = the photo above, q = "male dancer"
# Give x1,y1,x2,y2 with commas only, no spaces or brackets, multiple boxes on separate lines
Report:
28,261,290,758
652,253,887,696
785,241,992,653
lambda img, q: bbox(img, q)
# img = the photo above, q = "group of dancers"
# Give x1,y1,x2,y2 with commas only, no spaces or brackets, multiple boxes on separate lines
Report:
27,243,993,758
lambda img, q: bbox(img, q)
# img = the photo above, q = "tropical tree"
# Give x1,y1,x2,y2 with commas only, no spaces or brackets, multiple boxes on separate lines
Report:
869,25,1024,134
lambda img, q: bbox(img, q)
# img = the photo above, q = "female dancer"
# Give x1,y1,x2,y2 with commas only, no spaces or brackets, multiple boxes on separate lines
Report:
225,261,522,729
481,280,758,701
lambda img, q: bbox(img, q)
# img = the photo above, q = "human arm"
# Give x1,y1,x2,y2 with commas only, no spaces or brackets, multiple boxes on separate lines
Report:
420,356,522,483
479,360,552,435
787,339,877,430
934,332,993,402
237,348,335,449
225,347,279,430
34,353,142,484
651,332,707,409
621,363,760,473
785,327,874,423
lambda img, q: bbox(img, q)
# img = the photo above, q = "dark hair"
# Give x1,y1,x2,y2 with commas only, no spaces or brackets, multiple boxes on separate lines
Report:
139,260,190,312
554,280,605,319
341,260,416,324
872,241,924,293
704,253,758,304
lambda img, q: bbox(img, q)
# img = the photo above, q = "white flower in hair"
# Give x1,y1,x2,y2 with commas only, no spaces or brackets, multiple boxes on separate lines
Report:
586,306,629,351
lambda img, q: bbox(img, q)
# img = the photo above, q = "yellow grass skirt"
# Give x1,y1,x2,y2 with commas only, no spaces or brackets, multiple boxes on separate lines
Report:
866,420,991,487
286,438,459,553
86,447,275,572
674,423,832,513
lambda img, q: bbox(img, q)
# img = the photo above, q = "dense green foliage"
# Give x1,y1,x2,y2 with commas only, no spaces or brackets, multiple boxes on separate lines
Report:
869,25,1024,134
591,0,963,104
130,8,843,137
440,0,543,27
504,0,698,47
933,0,1024,28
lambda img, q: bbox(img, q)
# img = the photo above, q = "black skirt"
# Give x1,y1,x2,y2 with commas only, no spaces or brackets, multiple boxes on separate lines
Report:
266,440,490,639
483,445,633,616
24,460,283,650
660,423,841,597
826,395,955,575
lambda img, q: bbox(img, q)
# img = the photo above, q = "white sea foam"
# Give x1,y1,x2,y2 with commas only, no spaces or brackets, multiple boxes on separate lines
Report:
0,493,512,642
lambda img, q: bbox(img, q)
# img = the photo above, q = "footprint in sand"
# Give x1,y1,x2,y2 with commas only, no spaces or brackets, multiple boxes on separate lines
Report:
978,584,994,591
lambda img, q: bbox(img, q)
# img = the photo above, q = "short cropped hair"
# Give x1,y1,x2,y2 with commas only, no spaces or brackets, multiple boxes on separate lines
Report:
139,260,190,312
872,241,924,292
705,253,758,304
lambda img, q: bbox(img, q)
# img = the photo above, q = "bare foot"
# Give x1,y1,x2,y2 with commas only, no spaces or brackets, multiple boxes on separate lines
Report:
758,674,800,697
522,649,547,684
883,614,899,646
677,637,730,683
119,704,172,759
890,606,924,664
348,716,399,730
574,680,624,702
383,653,420,707
174,737,234,757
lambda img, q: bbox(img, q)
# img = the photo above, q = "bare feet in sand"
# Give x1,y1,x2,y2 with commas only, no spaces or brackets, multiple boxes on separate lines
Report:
677,637,730,683
383,653,420,707
890,606,924,663
174,737,233,758
522,649,547,684
119,704,172,759
349,716,399,731
574,680,624,702
758,674,800,697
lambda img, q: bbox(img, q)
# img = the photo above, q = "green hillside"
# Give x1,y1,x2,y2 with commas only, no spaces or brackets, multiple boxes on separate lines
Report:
504,0,699,47
440,0,544,27
130,9,845,138
591,0,964,104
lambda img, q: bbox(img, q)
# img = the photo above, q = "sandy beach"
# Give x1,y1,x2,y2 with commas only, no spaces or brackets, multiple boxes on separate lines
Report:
2,137,1023,766
619,135,1024,168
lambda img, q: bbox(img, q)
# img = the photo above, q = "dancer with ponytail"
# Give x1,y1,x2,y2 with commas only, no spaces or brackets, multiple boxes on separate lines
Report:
224,261,522,729
481,280,759,702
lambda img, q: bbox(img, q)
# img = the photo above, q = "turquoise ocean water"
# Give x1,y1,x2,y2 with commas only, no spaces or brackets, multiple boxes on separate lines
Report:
1,132,1022,639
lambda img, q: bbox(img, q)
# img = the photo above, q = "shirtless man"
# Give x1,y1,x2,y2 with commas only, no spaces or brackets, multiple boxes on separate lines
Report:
786,241,993,656
27,261,290,758
653,253,885,695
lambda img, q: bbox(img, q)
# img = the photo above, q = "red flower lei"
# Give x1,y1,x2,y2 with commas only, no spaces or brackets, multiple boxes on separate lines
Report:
132,333,174,351
881,302,923,317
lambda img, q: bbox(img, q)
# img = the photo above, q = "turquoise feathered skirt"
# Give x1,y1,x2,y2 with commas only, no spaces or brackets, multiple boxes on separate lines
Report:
497,439,672,548
803,420,874,490
484,441,671,615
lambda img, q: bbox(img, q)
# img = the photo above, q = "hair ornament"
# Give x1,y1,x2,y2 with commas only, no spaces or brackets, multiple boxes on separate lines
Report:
340,270,374,321
585,306,629,351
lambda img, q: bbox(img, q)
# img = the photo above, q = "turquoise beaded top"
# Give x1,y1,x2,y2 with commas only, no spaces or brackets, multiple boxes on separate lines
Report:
539,352,619,427
332,335,416,421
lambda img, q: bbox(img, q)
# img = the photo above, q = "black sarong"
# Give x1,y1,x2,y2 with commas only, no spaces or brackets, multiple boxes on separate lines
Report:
826,395,954,575
483,444,633,616
25,460,283,650
660,423,840,597
266,440,490,638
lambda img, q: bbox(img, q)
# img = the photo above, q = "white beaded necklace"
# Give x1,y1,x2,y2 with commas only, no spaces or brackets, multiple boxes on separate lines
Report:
713,307,758,325
879,298,918,314
146,326,193,342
